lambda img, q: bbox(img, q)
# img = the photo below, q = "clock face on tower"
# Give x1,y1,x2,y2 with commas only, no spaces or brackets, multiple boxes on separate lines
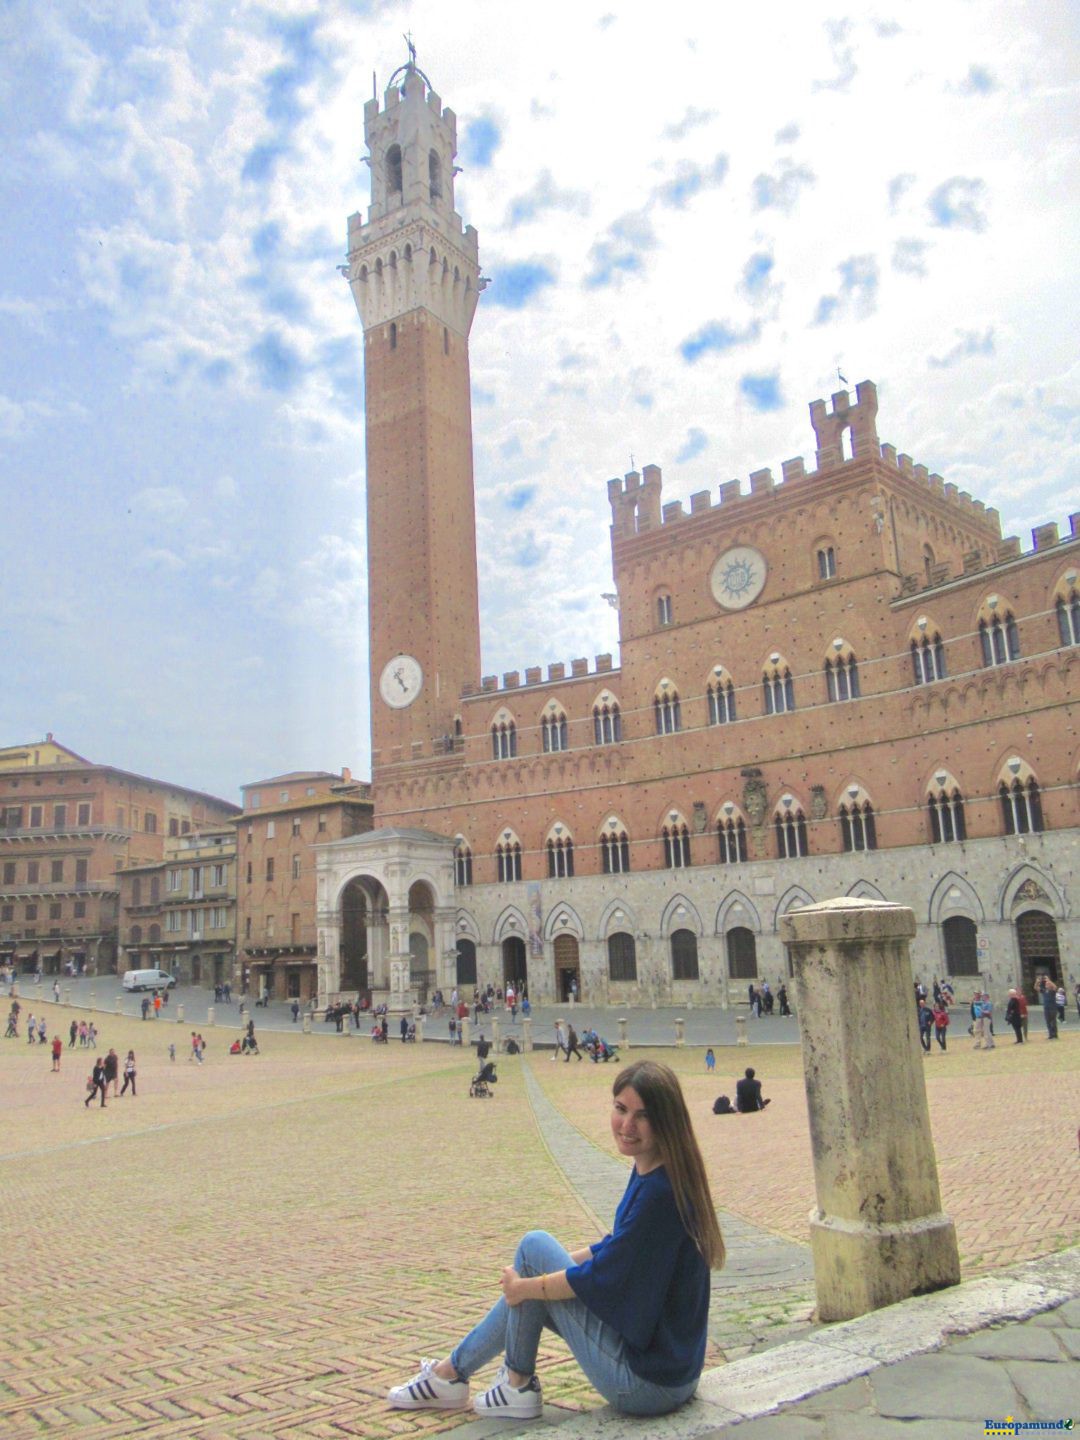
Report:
710,546,767,611
379,654,423,709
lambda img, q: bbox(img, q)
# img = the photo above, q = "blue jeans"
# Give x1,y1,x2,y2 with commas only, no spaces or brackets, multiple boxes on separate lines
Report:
449,1230,699,1417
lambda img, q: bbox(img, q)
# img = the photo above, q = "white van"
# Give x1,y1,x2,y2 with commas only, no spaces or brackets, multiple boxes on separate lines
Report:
122,968,177,992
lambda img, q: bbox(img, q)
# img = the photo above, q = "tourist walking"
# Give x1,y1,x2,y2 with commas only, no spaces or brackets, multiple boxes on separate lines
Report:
68,1019,77,1048
1005,990,1024,1044
85,1057,107,1107
120,1051,137,1096
917,1001,934,1054
103,1047,120,1098
51,1034,63,1071
26,1013,36,1044
387,1062,724,1419
932,1002,949,1051
552,1020,567,1060
564,1023,583,1062
87,1022,97,1048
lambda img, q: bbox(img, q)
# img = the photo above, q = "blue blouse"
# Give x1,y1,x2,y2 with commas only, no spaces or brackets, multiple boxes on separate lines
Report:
566,1165,709,1387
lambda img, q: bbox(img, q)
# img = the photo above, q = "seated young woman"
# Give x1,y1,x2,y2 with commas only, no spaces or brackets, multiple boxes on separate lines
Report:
388,1060,724,1420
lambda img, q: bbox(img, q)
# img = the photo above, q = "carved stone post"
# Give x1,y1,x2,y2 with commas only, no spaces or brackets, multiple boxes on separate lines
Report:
780,898,960,1322
674,1016,685,1047
618,1016,629,1051
735,1014,747,1046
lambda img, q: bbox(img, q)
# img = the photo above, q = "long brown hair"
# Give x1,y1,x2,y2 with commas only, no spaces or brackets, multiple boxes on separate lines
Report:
613,1061,725,1269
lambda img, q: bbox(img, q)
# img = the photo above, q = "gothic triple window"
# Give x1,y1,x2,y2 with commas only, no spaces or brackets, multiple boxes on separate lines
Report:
593,700,622,745
911,630,947,684
546,833,574,879
839,800,877,852
717,814,748,864
825,648,860,701
491,718,517,760
663,820,692,869
496,838,522,883
541,709,568,753
454,841,473,887
707,670,736,725
999,775,1043,836
774,807,808,859
600,827,631,874
979,612,1020,667
654,685,681,735
763,662,795,715
928,784,966,843
1056,582,1080,646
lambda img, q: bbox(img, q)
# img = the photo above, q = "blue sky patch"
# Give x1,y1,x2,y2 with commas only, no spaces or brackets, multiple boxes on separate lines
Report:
463,115,502,169
742,252,774,296
739,373,783,411
928,177,988,231
249,332,304,392
679,319,760,363
506,485,536,511
676,427,708,462
752,159,815,212
488,262,556,309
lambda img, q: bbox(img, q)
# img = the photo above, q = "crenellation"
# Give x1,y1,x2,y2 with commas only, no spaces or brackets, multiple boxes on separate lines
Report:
987,508,1001,534
1070,512,1080,538
662,501,684,522
502,671,520,689
943,482,958,501
547,662,565,682
1033,522,1059,551
689,490,711,514
524,666,542,686
997,537,1022,561
929,561,951,585
810,379,880,469
749,467,775,494
781,457,806,482
913,463,929,485
571,658,589,677
719,479,742,504
897,454,914,476
481,675,497,693
595,654,613,672
880,443,898,466
929,474,945,495
963,550,983,574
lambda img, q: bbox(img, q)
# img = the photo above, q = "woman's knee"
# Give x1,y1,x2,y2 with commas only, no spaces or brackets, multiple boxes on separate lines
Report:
515,1230,566,1273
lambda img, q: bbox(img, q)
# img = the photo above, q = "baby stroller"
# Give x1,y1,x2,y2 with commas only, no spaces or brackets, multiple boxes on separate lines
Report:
469,1060,497,1098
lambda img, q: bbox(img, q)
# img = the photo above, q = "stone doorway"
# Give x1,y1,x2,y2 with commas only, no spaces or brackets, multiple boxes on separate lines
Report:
726,926,758,979
1016,909,1061,996
554,933,579,1001
502,934,526,993
341,876,374,993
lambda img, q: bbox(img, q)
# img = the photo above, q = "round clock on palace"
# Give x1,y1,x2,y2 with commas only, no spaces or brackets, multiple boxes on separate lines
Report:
710,546,767,611
379,654,423,708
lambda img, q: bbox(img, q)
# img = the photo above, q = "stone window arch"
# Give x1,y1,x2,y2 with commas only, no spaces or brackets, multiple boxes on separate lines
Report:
656,591,673,626
654,678,681,735
429,149,443,200
977,596,1020,667
716,803,748,864
726,926,758,979
997,758,1043,835
608,932,637,982
927,770,966,843
662,809,691,869
1054,571,1080,646
942,916,979,977
815,541,837,580
774,796,808,858
824,639,860,702
453,837,473,887
455,937,477,987
541,702,568,753
545,823,574,879
130,924,142,944
593,691,622,745
762,653,795,714
707,665,736,725
491,708,517,760
910,616,947,684
385,144,402,194
670,929,699,981
838,783,876,852
599,815,631,874
495,829,523,883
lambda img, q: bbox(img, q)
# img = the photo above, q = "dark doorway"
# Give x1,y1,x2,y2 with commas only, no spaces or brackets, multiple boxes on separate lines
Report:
341,879,369,992
726,927,758,979
1016,910,1061,997
502,935,526,992
554,933,579,1001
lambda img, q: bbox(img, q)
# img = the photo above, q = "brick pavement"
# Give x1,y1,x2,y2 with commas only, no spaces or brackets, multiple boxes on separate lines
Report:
2,1007,1076,1437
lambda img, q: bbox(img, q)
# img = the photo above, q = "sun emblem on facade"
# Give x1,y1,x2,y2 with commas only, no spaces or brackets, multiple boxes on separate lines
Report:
710,546,767,611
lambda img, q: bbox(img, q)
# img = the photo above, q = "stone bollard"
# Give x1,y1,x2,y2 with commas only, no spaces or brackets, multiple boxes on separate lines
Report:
63,987,71,1007
780,898,960,1322
618,1016,629,1051
459,1015,470,1048
416,1016,424,1044
115,994,123,1013
735,1015,747,1046
207,1006,215,1027
89,991,95,1010
522,1017,532,1053
674,1016,685,1047
491,1018,500,1052
177,1005,184,1023
302,1013,311,1034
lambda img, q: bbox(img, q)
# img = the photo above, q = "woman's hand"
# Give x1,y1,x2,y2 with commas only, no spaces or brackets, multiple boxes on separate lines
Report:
500,1266,527,1306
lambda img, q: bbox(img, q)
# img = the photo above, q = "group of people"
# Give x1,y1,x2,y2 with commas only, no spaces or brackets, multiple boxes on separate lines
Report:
139,991,167,1020
747,981,791,1018
712,1066,771,1114
84,1048,137,1106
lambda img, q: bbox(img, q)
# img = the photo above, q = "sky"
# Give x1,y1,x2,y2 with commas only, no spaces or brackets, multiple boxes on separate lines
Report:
1,0,1077,803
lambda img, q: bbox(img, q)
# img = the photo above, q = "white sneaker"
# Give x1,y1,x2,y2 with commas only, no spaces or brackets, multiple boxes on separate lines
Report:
387,1358,470,1410
473,1365,543,1419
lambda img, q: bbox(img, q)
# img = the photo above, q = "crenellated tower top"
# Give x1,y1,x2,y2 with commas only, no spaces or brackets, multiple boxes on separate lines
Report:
344,53,483,338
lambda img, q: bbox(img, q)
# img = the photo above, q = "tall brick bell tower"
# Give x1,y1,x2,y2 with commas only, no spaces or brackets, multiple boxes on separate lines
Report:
345,53,484,784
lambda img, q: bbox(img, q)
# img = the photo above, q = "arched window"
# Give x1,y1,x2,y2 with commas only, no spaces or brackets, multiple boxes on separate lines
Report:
775,807,808,858
942,916,979,977
148,924,161,944
386,144,403,194
654,686,681,735
817,546,836,579
1056,582,1080,646
495,840,522,883
429,149,442,200
130,925,142,944
825,652,860,701
657,593,673,626
593,699,622,745
717,812,748,864
132,877,142,906
608,932,637,982
491,719,517,760
911,630,947,684
763,662,795,714
979,612,1020,666
707,671,736,725
662,820,691,869
453,841,473,887
726,927,757,979
541,709,568,753
546,834,574,879
839,800,877,852
456,938,477,987
928,784,966,843
670,929,699,981
600,827,631,874
999,777,1043,835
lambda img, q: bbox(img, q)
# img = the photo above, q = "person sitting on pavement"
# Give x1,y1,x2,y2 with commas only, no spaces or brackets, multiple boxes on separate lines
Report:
735,1067,770,1113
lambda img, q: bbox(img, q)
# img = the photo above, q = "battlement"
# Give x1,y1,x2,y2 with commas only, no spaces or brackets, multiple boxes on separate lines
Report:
461,653,618,702
895,511,1080,598
607,379,1003,541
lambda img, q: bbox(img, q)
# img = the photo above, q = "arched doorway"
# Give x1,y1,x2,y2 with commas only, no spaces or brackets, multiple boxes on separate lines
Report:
553,934,579,1001
340,878,372,992
456,938,477,987
409,881,435,1001
726,927,758,979
502,935,526,992
942,916,980,978
1016,910,1061,996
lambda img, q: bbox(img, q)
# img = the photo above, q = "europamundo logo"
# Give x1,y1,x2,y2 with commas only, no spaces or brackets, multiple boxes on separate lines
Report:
984,1420,1074,1436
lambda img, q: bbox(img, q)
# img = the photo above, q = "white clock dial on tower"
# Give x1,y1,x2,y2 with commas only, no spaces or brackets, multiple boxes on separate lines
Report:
379,654,423,709
710,546,768,611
